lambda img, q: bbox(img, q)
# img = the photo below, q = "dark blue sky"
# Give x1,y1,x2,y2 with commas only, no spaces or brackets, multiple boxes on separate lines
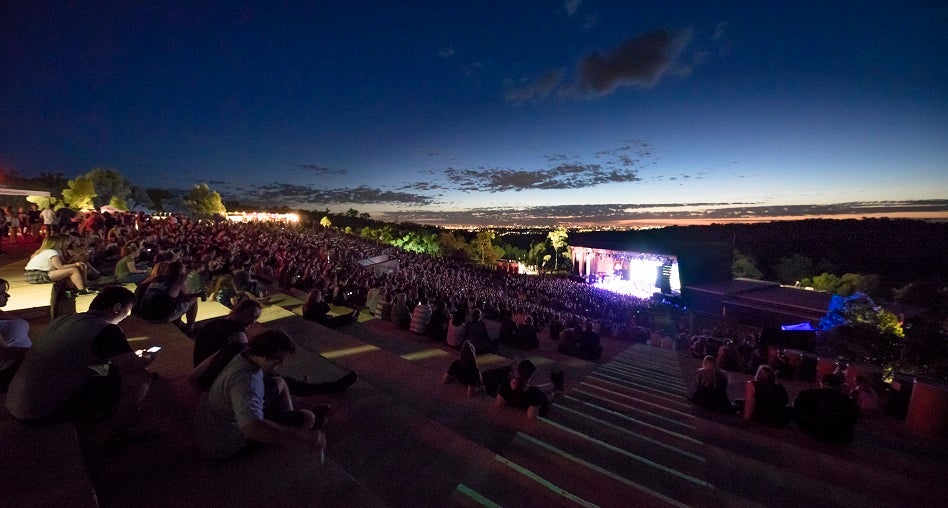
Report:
2,1,946,226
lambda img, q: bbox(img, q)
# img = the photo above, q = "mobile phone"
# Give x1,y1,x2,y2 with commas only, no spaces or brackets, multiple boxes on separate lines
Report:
146,346,162,353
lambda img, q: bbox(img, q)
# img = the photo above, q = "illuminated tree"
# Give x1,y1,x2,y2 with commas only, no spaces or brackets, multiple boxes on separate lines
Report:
319,216,332,228
26,195,61,210
526,241,547,271
61,174,97,210
547,227,569,271
818,292,904,367
183,183,226,219
108,195,129,211
802,272,881,297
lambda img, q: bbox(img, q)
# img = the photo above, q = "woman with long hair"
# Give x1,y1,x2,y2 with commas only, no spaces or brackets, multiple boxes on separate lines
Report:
134,260,198,333
23,235,92,293
743,364,790,424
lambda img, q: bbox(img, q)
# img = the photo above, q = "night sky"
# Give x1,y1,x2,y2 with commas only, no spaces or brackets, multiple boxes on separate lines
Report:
2,1,946,226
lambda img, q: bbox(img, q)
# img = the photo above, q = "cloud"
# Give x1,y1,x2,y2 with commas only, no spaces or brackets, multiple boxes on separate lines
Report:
504,28,693,103
439,46,455,58
504,69,565,103
232,183,436,206
296,164,348,175
713,21,728,40
564,0,582,16
424,141,653,193
575,29,693,95
400,181,447,191
444,162,639,192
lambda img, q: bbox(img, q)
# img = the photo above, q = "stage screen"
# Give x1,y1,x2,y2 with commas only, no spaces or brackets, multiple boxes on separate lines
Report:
572,247,681,299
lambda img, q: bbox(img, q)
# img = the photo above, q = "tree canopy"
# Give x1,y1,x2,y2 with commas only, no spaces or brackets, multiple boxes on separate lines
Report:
818,292,904,368
183,183,226,219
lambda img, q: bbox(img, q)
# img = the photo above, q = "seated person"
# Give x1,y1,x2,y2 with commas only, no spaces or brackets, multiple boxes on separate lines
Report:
133,261,199,333
547,314,564,342
495,359,563,420
443,340,483,397
4,287,153,442
496,309,517,345
191,330,328,460
794,373,860,444
460,309,494,354
690,355,731,413
558,320,602,361
740,365,791,424
206,273,269,309
850,375,879,417
23,234,93,294
716,340,740,371
409,298,432,334
513,315,540,350
0,278,31,348
191,302,357,396
392,293,412,330
0,278,31,389
426,300,449,342
301,289,358,328
193,299,262,367
113,243,149,285
445,309,465,348
746,347,767,374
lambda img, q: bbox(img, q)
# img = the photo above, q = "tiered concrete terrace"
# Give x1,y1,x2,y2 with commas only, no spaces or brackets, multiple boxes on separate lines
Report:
1,241,946,507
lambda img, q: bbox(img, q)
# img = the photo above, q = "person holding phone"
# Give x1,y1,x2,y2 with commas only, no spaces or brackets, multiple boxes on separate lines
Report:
4,287,154,443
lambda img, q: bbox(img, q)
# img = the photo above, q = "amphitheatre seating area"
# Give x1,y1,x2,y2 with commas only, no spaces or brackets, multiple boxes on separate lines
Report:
1,241,947,508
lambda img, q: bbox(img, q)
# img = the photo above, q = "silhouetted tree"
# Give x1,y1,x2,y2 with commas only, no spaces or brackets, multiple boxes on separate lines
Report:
733,250,763,279
774,254,814,284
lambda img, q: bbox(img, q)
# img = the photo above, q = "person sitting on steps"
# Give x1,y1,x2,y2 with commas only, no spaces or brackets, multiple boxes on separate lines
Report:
23,235,94,294
495,359,564,420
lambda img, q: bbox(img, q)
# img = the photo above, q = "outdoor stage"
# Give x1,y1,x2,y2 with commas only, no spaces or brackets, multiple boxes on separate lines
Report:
571,245,681,299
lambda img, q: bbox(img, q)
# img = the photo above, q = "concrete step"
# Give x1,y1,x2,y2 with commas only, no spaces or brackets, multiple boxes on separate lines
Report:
696,416,948,507
448,453,587,508
524,420,714,506
545,400,707,479
503,430,696,507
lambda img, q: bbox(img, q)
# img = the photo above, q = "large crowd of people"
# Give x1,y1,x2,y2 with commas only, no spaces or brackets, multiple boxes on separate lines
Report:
0,208,874,464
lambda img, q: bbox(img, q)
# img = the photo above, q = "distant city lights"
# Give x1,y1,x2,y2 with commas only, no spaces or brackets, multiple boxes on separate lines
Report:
226,212,300,223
